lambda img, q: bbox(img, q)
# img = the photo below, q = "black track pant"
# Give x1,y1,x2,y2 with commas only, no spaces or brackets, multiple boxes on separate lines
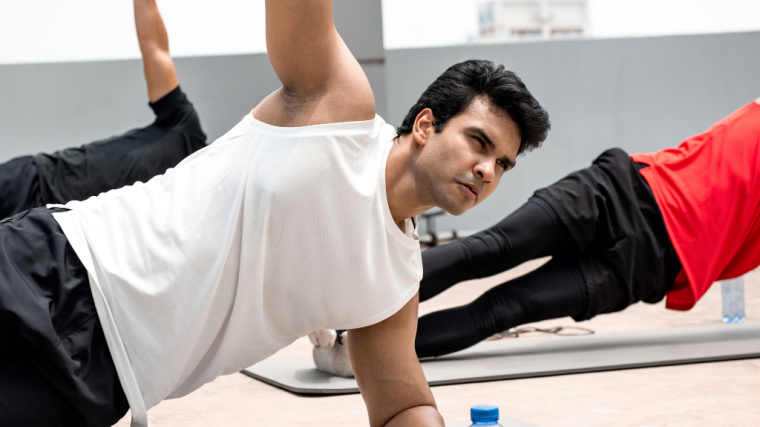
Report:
0,208,128,426
0,156,42,220
415,150,682,358
415,198,588,358
0,86,206,221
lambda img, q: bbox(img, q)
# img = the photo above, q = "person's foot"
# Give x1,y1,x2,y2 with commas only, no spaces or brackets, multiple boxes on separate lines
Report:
308,329,354,378
308,328,337,348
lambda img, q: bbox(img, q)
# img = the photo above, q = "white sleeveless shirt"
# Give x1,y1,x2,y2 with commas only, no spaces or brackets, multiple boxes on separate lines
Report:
53,113,422,427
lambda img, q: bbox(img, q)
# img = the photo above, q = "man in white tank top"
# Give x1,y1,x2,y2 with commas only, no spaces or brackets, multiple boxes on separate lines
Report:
0,1,550,426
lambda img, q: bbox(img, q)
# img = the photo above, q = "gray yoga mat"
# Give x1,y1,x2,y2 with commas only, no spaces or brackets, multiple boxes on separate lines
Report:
242,322,760,395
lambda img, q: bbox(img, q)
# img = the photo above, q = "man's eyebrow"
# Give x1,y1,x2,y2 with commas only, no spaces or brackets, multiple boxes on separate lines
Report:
467,126,516,168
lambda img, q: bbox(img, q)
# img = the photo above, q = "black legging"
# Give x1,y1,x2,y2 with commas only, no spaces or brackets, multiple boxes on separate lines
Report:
0,156,42,220
415,198,588,358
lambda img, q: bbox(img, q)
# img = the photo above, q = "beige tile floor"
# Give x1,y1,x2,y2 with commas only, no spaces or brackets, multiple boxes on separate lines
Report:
116,260,760,426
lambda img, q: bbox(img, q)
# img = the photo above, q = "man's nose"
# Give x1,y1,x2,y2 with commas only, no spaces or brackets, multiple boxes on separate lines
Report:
474,159,494,182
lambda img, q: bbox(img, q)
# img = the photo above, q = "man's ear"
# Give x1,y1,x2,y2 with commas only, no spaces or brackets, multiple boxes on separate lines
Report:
412,108,435,146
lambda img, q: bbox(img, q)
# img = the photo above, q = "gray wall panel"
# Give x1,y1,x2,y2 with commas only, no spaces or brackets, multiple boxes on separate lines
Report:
334,0,385,61
1,30,758,234
172,54,281,144
0,53,383,160
0,60,150,160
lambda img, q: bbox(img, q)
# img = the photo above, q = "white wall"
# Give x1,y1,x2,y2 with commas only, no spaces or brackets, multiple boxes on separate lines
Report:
1,0,759,64
587,0,760,38
0,0,266,64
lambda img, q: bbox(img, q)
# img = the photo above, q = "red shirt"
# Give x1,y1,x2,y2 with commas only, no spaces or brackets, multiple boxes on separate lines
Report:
631,101,760,310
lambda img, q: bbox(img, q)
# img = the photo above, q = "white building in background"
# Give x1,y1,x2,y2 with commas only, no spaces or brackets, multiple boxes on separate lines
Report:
479,0,588,41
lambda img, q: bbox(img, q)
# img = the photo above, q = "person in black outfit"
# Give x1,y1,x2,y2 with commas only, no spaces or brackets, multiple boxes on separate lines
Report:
415,148,681,358
0,0,206,220
0,1,204,425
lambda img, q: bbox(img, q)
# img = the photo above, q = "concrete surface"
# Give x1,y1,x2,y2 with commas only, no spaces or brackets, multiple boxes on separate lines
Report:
115,260,760,426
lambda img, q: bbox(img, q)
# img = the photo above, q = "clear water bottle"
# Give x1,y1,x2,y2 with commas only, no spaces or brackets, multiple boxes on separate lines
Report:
721,277,745,323
469,404,503,426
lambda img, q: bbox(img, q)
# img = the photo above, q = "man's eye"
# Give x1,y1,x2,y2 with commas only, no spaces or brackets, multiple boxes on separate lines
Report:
497,160,508,170
473,136,486,147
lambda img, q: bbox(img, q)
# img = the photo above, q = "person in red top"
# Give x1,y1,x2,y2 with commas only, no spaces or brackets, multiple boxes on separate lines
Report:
413,97,760,357
631,101,760,310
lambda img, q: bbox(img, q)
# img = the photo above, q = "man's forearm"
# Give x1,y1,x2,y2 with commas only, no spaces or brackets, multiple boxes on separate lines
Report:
133,0,178,102
134,0,170,55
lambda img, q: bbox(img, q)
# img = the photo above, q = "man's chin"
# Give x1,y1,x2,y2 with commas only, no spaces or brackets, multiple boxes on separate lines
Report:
433,190,478,216
439,202,472,216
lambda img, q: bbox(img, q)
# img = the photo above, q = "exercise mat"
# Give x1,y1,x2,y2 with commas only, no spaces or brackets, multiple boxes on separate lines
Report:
242,322,760,395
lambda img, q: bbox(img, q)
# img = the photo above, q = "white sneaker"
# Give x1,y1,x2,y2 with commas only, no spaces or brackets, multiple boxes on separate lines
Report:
308,329,354,378
308,328,337,348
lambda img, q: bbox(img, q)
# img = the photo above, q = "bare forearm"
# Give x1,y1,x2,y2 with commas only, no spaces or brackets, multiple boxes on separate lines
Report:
350,295,445,427
133,0,177,102
385,405,445,427
134,0,170,56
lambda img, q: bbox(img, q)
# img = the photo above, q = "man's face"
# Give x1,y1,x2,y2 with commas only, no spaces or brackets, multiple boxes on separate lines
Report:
416,97,521,216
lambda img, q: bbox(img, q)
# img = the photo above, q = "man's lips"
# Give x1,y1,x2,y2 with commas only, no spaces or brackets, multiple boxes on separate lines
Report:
458,181,479,200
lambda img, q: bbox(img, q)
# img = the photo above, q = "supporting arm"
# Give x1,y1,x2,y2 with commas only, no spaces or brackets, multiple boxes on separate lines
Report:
349,293,445,427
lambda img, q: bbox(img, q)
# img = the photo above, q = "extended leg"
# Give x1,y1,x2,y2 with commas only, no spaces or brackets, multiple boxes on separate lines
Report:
31,0,205,207
415,257,587,358
420,197,576,302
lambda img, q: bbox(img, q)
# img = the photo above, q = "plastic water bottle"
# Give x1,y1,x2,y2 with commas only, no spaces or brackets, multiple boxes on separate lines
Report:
469,404,503,426
721,277,745,323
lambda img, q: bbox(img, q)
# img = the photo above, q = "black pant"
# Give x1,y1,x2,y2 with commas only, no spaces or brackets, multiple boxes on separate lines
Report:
416,198,587,357
0,86,206,220
0,155,42,220
415,149,682,358
0,208,128,426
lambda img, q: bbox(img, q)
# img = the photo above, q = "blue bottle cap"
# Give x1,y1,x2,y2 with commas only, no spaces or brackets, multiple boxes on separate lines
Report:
471,404,499,422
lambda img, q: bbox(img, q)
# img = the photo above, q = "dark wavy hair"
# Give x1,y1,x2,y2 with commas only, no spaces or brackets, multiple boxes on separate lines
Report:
396,59,550,155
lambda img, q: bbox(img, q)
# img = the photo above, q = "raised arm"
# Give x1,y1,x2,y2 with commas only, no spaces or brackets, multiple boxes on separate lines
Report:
134,0,179,103
253,0,375,127
349,294,445,427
